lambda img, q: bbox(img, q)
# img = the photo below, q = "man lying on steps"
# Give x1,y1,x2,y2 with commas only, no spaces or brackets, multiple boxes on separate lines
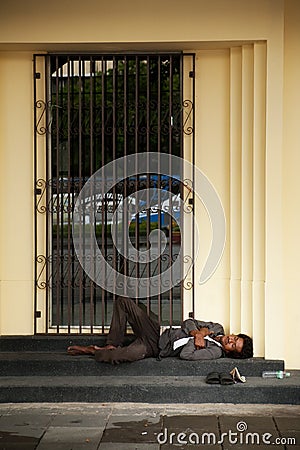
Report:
67,296,253,364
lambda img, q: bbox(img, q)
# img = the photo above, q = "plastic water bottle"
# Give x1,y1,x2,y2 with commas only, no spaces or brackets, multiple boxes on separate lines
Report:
262,371,291,379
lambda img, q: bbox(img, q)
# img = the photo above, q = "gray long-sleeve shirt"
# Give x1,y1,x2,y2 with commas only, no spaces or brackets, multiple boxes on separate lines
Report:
179,319,225,360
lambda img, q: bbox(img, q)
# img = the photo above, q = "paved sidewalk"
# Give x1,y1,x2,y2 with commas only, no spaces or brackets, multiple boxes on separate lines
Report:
0,403,299,449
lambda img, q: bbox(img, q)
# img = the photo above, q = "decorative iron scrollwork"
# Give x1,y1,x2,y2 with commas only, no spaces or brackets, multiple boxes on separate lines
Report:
183,178,193,213
35,100,61,136
35,179,47,214
36,254,48,289
183,255,193,290
35,100,54,136
182,99,194,135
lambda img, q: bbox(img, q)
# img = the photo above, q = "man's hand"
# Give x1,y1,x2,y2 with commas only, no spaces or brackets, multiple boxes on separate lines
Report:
190,328,214,349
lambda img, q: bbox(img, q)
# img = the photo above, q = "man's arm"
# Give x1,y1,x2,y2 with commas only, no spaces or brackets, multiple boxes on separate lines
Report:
179,339,223,360
180,319,225,350
181,319,225,337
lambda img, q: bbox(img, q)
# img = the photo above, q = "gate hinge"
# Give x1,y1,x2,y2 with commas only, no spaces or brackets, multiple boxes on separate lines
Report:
35,311,42,318
35,188,42,195
35,72,41,79
188,311,194,318
189,71,195,78
188,198,194,205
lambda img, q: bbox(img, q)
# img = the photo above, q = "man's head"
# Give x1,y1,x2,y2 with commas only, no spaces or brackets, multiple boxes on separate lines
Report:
220,333,253,359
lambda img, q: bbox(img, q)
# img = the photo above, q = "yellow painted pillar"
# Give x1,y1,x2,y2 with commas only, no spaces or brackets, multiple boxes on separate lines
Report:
283,0,300,369
194,50,230,327
229,47,242,333
240,45,254,338
252,42,266,357
264,14,285,362
0,52,34,335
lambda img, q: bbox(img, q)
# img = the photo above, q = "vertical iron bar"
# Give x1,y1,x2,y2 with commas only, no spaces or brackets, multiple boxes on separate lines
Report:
135,56,140,302
101,57,106,333
67,57,72,333
179,53,184,322
157,56,162,326
55,56,61,333
60,59,65,330
169,54,173,326
33,56,38,334
191,54,196,319
93,57,98,329
123,56,128,294
60,60,65,330
146,56,150,314
93,58,97,329
78,56,83,333
71,58,75,327
45,55,50,333
82,57,87,328
89,56,94,333
112,56,117,303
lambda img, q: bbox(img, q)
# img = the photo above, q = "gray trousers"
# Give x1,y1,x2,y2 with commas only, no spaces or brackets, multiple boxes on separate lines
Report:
94,296,160,364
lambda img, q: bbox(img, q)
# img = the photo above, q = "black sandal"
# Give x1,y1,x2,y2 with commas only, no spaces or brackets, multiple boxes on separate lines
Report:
219,372,234,385
205,372,220,384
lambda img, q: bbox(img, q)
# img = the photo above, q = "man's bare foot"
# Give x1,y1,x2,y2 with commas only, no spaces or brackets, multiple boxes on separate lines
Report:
67,345,97,356
67,344,117,355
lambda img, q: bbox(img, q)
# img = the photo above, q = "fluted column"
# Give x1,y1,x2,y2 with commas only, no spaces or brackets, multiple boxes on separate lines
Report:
229,47,242,333
252,42,266,356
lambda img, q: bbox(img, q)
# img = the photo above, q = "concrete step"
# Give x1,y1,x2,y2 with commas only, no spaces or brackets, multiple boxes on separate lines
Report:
0,335,285,377
0,335,112,352
0,351,284,377
0,374,299,404
1,336,297,405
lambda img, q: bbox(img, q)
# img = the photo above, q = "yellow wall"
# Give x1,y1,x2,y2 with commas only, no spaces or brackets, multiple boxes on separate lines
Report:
194,49,230,329
0,0,283,47
283,0,300,369
0,53,34,334
0,0,299,368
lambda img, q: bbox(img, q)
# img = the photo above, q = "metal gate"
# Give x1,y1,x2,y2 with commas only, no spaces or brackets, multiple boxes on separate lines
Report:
34,53,195,334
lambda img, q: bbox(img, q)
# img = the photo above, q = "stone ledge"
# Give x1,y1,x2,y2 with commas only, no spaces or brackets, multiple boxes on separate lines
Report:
0,335,131,352
0,352,284,377
0,374,299,404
